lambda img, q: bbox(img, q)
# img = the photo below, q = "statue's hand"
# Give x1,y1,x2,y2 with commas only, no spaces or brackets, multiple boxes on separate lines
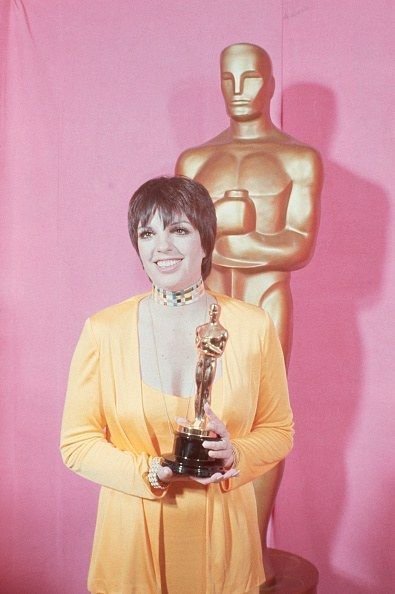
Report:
215,192,256,236
213,233,268,268
199,337,223,356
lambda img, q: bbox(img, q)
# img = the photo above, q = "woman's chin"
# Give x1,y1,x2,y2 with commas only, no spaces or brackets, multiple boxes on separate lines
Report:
152,273,201,292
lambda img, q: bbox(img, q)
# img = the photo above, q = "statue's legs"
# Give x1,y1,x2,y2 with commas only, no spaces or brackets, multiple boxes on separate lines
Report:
255,280,292,586
258,278,293,368
207,267,293,586
207,266,292,362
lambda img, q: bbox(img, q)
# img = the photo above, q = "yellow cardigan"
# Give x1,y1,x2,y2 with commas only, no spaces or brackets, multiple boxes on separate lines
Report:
60,292,293,594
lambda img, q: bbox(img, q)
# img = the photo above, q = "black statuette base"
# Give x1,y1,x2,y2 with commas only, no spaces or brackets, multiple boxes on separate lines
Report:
163,430,224,478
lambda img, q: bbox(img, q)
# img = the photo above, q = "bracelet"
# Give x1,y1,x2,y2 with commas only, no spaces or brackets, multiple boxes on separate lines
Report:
148,457,168,490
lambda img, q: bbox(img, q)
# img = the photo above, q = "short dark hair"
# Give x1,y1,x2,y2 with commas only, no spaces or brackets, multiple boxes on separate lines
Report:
128,176,217,280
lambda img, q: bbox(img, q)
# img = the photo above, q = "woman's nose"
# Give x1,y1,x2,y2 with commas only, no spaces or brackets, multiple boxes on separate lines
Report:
156,232,172,251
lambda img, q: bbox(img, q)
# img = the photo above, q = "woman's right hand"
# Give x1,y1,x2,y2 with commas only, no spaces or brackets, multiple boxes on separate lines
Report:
155,462,190,484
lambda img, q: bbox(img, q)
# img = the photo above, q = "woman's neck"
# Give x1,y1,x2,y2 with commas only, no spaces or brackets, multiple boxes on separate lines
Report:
151,278,205,307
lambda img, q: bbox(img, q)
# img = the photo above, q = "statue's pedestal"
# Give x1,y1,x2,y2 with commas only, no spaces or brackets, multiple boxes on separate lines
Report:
260,549,319,593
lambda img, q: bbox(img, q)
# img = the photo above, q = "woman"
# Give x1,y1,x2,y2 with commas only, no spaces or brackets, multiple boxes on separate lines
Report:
60,176,294,594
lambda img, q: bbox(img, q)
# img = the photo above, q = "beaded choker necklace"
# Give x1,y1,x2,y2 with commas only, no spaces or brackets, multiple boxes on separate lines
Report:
152,278,205,307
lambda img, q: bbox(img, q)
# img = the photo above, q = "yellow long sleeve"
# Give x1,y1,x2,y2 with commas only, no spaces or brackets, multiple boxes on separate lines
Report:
60,319,165,499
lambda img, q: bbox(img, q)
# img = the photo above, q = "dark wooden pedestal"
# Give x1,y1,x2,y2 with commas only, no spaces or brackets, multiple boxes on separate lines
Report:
260,549,319,594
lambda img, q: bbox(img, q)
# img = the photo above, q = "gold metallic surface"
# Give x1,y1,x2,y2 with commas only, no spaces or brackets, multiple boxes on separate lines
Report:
191,303,228,430
176,42,323,582
166,303,229,477
176,425,214,437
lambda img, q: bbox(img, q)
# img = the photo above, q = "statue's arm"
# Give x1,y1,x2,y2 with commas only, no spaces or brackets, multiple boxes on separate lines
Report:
214,148,323,271
200,337,223,356
275,147,323,270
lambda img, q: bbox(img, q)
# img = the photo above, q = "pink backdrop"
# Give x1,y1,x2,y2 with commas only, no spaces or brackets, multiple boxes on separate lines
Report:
1,1,394,592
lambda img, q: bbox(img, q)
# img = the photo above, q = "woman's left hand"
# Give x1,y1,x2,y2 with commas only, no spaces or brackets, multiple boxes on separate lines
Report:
190,403,239,485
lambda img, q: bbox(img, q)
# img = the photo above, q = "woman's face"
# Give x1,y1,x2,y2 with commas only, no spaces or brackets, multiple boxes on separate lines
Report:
137,210,206,291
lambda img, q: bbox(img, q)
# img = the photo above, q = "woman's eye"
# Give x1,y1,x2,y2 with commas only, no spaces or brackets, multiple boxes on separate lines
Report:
138,230,153,239
172,226,189,235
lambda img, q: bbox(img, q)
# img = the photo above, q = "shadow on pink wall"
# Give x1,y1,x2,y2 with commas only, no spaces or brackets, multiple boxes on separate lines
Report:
282,83,391,593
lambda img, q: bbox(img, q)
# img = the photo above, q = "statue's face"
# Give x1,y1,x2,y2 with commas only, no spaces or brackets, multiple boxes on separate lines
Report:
220,45,273,122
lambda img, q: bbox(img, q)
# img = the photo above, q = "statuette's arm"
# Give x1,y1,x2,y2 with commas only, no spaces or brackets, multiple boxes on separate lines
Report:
198,336,225,357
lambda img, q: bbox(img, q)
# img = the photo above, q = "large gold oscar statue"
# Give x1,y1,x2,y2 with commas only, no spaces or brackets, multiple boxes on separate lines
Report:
176,42,323,586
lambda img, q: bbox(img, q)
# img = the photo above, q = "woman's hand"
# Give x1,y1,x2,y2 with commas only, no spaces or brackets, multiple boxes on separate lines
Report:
190,403,239,485
154,404,239,487
155,462,188,484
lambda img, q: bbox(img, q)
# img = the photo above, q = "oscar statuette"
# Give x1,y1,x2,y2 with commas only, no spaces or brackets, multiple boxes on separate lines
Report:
163,303,229,477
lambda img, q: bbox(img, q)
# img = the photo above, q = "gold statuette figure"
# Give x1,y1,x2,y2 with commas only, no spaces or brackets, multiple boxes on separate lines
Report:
176,43,323,584
163,303,229,476
193,303,228,429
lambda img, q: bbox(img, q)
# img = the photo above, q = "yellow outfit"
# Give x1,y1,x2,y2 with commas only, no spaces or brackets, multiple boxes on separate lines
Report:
60,293,293,594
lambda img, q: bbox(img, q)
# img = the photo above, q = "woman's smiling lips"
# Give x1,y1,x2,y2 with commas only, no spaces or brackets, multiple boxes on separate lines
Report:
155,258,183,271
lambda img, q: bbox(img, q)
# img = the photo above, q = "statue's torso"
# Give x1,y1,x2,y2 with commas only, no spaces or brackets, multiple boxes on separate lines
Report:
191,141,297,235
177,136,315,319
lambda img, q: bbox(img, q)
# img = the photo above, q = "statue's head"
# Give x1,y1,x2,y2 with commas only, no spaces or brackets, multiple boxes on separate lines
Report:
220,43,274,122
209,303,220,323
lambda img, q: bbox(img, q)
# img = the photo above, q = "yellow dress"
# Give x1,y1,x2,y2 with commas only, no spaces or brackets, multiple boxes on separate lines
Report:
60,293,293,594
143,386,206,593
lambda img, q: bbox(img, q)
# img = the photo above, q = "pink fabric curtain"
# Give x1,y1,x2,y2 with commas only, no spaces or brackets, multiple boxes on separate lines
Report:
1,1,393,592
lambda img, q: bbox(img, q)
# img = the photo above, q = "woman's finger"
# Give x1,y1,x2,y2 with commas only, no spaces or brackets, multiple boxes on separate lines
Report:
203,403,220,422
204,404,228,437
191,468,239,485
207,448,232,460
204,440,234,467
221,468,240,480
156,464,192,484
156,464,174,482
203,437,229,451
